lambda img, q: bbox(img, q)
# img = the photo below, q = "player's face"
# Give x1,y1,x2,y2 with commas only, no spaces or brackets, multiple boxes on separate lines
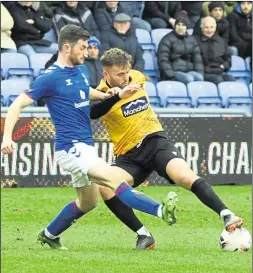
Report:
104,66,130,88
211,8,224,20
69,39,88,65
241,2,252,14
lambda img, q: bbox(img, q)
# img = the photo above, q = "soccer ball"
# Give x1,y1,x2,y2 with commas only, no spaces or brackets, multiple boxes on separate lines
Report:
219,228,252,252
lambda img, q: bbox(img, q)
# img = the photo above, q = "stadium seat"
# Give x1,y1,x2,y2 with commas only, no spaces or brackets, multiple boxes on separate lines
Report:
227,97,252,116
218,82,250,107
43,28,58,43
187,29,193,35
187,81,222,107
157,81,191,107
29,53,53,78
249,83,252,97
135,28,155,51
151,29,173,50
228,46,238,56
1,53,34,80
1,79,31,106
245,57,251,71
143,51,159,81
228,56,250,83
1,94,6,106
145,81,161,107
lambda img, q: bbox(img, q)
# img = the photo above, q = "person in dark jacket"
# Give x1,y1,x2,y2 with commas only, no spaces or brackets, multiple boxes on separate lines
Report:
100,13,144,72
6,1,58,57
143,2,182,29
54,1,100,39
194,2,230,43
195,16,235,84
44,36,103,89
227,1,252,59
158,16,204,83
181,2,203,28
94,2,125,31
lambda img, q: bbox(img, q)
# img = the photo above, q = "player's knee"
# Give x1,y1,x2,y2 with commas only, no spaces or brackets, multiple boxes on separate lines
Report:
99,186,115,200
175,173,199,189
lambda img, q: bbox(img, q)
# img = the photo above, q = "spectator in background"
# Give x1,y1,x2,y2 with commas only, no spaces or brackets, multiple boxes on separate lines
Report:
158,16,204,84
100,13,144,72
194,2,229,43
143,2,182,29
94,2,125,31
195,16,234,85
6,1,58,57
120,2,151,32
1,3,17,53
227,1,252,60
85,36,103,88
202,1,237,17
181,2,203,28
54,2,100,39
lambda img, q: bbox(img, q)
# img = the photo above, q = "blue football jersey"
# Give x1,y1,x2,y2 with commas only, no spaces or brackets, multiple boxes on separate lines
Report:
24,64,93,151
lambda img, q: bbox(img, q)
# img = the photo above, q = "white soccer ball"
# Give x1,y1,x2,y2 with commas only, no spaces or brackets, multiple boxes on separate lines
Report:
219,228,252,252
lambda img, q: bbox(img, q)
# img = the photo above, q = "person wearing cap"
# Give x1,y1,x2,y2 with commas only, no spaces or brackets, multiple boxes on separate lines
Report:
202,1,237,17
195,16,235,85
85,36,103,88
194,2,230,43
158,16,204,84
100,13,144,72
227,1,252,61
54,1,100,39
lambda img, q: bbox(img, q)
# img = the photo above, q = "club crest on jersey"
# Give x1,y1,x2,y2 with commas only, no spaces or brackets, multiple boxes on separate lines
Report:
81,73,89,85
121,96,149,117
80,90,86,100
65,79,73,86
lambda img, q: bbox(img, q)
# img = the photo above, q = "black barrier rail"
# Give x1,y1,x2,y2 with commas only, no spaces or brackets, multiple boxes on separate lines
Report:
1,117,252,187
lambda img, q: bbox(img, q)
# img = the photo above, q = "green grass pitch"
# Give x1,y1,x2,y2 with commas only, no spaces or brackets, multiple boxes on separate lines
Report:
1,185,252,273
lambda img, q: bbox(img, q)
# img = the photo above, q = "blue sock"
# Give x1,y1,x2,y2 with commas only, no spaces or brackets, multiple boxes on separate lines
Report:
47,201,85,236
115,182,160,217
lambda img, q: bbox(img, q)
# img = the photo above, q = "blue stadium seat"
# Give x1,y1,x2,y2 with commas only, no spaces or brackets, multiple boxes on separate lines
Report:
228,46,238,56
1,53,34,80
227,97,252,116
151,29,173,50
249,83,252,97
143,51,159,80
157,81,191,107
43,28,58,43
29,53,53,78
218,82,250,107
1,94,6,106
187,81,222,108
228,56,250,83
1,79,31,106
145,81,161,107
245,57,251,72
135,28,155,51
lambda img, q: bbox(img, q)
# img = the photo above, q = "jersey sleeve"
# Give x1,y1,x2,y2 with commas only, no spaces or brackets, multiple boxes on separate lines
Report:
24,74,54,101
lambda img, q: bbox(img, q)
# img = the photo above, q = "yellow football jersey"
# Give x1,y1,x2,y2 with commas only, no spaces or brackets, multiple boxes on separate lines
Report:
96,70,164,156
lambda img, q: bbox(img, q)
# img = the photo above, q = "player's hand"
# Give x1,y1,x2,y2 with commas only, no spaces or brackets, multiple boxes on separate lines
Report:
107,87,122,97
119,84,142,99
1,139,16,154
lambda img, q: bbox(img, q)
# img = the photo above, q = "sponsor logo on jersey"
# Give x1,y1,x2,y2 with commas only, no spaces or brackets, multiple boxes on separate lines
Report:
66,79,73,86
121,96,149,117
74,101,90,108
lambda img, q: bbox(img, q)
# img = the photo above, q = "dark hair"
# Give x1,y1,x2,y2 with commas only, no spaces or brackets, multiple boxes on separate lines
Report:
58,25,90,51
101,48,132,68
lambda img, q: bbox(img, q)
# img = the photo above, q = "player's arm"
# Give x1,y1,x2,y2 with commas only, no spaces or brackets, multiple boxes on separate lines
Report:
89,87,115,101
1,93,34,154
90,84,142,119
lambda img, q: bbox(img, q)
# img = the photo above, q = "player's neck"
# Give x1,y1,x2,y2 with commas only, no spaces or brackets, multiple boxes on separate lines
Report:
56,53,74,68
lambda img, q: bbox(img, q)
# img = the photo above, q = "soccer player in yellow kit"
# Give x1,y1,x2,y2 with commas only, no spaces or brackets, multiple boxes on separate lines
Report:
90,48,244,249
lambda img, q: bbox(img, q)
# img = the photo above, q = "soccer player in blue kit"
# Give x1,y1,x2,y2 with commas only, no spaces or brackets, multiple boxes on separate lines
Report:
1,25,179,250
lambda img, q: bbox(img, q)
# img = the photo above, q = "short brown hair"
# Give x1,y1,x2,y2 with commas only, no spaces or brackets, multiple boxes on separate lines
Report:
101,48,132,68
58,25,90,51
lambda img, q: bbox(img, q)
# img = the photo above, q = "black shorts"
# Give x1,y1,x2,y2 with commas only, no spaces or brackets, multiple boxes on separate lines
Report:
111,131,184,187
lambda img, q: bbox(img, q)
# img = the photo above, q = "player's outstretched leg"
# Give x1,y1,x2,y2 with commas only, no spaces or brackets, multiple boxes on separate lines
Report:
38,183,98,250
99,186,156,249
166,158,244,231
